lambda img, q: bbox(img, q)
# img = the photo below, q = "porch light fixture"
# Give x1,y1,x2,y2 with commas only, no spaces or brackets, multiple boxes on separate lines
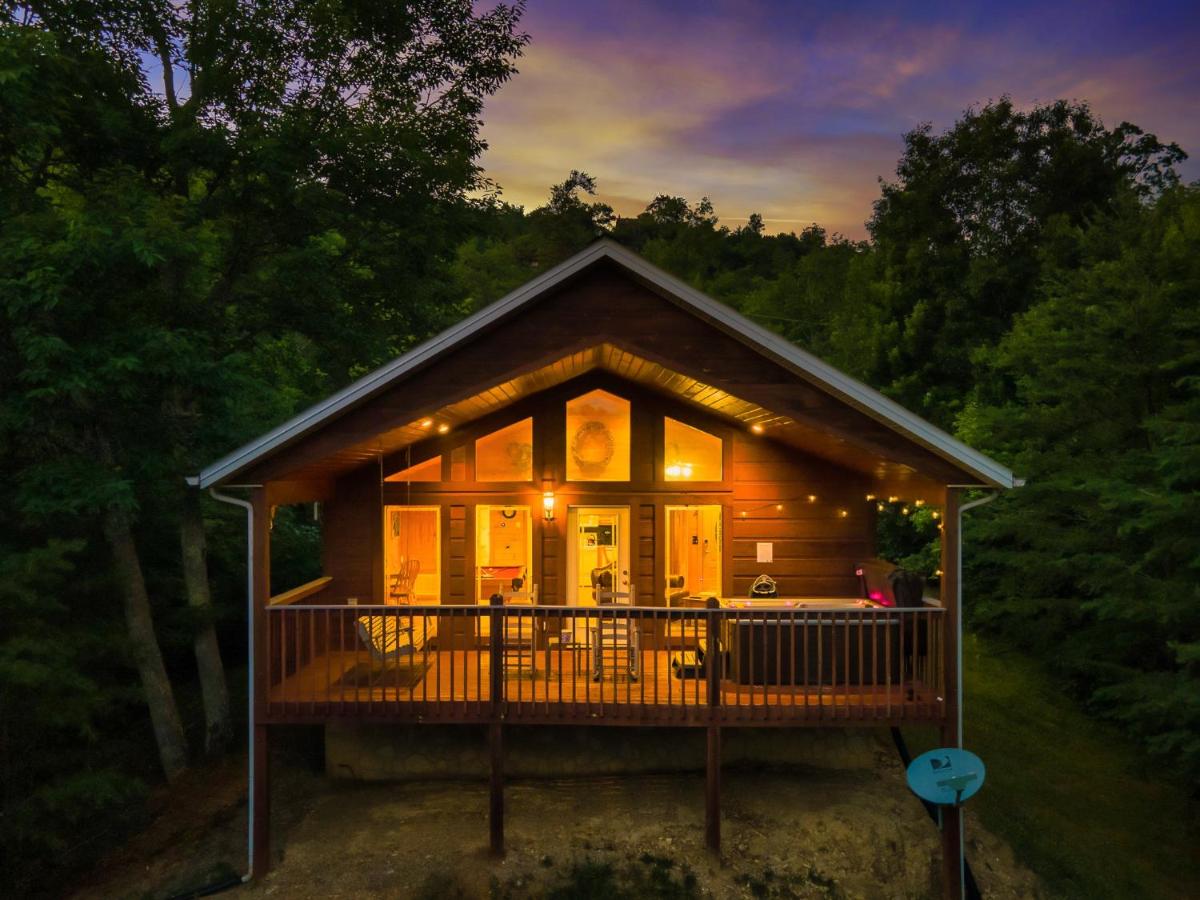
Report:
542,491,555,521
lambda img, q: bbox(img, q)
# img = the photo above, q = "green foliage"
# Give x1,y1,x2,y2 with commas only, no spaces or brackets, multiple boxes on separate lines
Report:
906,633,1200,900
866,98,1185,426
0,540,149,896
1,4,527,893
963,185,1200,783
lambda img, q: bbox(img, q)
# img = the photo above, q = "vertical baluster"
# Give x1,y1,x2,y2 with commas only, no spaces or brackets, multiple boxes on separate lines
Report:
845,611,853,720
884,607,893,718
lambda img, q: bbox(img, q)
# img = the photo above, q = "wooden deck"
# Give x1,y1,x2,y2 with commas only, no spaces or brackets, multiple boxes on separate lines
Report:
266,645,944,726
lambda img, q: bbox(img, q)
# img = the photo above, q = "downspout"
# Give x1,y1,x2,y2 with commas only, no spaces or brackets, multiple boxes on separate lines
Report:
954,491,998,748
947,487,1002,900
205,485,257,884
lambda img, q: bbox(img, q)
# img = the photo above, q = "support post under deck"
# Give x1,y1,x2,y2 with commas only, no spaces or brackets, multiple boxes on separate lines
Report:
706,725,721,854
253,723,271,876
489,593,505,857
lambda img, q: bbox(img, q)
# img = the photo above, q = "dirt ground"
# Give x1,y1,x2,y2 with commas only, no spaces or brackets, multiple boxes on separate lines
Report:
69,742,1042,900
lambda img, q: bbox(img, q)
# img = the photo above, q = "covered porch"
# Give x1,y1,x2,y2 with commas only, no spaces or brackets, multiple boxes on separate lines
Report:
264,596,946,726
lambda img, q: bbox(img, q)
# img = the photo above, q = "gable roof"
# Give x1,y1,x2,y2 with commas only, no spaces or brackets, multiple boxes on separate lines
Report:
193,239,1020,490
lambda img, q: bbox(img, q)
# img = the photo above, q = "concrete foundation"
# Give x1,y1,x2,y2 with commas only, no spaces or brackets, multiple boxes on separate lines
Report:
325,723,886,780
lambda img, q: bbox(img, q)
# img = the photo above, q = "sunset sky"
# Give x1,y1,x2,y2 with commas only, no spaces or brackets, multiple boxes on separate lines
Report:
478,0,1200,238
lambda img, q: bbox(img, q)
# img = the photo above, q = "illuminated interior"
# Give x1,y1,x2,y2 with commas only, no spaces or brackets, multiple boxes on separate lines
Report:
665,505,722,599
566,506,631,605
384,455,441,482
566,389,630,481
475,505,533,603
664,417,722,481
382,506,440,602
475,418,533,482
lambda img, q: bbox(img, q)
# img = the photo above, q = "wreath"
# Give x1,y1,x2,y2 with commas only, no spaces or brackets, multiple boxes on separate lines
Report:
570,420,615,476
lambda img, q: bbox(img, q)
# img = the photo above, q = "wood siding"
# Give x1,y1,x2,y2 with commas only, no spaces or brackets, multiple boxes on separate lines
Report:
311,370,873,608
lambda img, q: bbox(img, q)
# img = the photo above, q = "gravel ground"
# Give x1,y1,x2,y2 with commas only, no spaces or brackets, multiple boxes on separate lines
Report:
70,745,1042,899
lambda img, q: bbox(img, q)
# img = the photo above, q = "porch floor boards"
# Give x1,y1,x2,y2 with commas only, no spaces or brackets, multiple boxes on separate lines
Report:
267,648,942,723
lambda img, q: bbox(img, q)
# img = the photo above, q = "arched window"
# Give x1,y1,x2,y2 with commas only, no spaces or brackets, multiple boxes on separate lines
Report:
566,390,630,481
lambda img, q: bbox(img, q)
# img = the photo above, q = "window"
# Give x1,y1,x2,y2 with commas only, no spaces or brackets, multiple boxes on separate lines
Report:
475,418,533,482
665,505,722,598
566,390,630,481
382,506,440,603
475,505,532,603
664,418,722,481
384,455,440,482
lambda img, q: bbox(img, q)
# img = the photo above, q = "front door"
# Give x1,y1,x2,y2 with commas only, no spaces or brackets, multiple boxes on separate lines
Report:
566,506,631,605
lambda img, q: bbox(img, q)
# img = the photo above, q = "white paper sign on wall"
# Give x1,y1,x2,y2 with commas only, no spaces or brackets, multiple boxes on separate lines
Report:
756,542,773,563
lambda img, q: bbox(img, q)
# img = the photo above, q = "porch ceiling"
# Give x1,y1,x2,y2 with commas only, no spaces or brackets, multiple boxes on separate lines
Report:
274,343,941,495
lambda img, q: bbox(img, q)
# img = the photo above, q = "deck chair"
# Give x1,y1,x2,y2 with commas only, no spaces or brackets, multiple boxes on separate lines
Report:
355,612,418,663
591,587,639,682
388,558,421,605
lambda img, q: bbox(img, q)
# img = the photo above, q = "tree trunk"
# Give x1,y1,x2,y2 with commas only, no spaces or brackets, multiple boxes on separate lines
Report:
181,489,232,755
103,505,190,780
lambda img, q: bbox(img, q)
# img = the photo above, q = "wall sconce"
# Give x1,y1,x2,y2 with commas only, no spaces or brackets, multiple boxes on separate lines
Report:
543,490,555,521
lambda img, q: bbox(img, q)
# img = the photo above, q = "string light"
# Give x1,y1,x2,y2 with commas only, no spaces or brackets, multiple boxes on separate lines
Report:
837,509,848,518
437,423,450,434
914,499,926,508
420,418,433,429
807,494,817,503
901,506,911,515
876,502,885,512
774,503,783,511
931,510,940,520
750,423,764,434
887,496,899,503
865,493,876,501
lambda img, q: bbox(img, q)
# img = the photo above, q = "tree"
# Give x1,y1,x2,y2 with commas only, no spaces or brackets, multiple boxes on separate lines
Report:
866,98,1185,425
1,1,528,778
961,186,1200,781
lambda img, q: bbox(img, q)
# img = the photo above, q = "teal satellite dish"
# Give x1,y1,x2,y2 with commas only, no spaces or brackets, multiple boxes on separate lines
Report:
906,748,985,806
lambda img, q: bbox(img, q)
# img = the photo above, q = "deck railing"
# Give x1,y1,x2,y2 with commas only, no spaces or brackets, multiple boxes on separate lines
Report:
265,601,945,725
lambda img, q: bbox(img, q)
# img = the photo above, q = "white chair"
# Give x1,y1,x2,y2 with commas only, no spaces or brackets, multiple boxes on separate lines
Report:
501,585,540,675
591,587,639,681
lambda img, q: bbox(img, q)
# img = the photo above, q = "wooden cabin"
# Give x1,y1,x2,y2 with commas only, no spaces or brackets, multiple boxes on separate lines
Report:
194,240,1018,893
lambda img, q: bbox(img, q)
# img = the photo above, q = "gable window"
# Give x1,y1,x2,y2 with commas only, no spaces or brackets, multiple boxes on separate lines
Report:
566,390,630,481
384,455,441,482
664,417,722,481
476,418,533,482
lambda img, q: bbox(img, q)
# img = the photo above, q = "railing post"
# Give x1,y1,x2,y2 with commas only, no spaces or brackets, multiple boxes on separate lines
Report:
704,597,721,855
705,597,721,710
488,593,505,857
